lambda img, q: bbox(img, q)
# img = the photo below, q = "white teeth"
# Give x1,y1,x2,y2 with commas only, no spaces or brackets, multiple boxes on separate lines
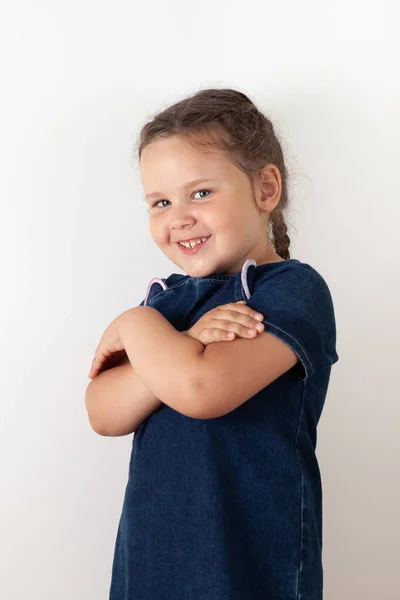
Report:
179,236,208,248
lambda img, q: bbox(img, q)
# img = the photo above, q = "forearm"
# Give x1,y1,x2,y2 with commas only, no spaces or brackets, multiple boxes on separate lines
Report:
85,360,163,436
117,307,206,418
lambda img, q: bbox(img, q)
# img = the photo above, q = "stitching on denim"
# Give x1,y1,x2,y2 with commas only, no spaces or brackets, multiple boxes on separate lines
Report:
147,277,231,305
147,259,303,303
263,320,314,378
294,380,307,599
146,279,189,304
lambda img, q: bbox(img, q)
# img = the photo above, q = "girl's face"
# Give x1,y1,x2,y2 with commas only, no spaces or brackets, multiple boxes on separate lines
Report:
139,135,282,277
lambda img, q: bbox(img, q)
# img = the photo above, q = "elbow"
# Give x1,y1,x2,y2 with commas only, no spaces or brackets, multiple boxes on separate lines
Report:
85,408,132,436
162,373,204,419
179,374,214,419
85,404,108,436
171,336,210,418
86,414,107,436
85,386,138,436
89,424,109,436
85,386,108,436
184,376,232,420
87,419,136,437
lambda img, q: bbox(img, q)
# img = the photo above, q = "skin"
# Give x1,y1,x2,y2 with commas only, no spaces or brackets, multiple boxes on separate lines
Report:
139,135,285,277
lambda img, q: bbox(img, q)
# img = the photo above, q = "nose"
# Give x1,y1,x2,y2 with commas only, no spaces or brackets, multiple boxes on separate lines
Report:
169,203,196,230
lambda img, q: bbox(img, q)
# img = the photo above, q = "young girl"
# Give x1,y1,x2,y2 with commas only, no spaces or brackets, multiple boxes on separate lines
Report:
86,88,339,600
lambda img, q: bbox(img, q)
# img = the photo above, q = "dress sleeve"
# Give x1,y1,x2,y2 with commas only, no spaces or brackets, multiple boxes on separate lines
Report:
245,264,339,381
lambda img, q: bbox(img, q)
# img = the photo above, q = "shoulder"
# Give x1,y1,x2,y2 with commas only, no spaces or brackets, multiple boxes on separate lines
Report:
254,260,335,306
257,258,329,285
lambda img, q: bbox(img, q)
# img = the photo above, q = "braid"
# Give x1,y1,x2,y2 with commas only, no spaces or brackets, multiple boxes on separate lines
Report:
270,208,291,260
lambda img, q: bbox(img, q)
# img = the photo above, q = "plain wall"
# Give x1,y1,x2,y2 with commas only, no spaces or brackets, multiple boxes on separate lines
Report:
1,1,399,598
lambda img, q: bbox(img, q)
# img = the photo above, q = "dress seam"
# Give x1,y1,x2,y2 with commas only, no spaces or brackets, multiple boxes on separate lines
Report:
294,380,307,599
147,277,230,305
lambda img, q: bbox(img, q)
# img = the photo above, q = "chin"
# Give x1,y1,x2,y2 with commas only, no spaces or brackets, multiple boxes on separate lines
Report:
182,264,213,278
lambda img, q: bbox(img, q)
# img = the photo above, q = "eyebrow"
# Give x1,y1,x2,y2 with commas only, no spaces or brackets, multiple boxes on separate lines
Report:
144,178,219,201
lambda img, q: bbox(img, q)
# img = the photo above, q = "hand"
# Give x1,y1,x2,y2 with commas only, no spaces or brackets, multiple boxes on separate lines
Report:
88,309,134,379
183,300,265,347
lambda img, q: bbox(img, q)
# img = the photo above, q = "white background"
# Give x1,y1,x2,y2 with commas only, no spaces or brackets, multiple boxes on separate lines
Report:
1,1,399,598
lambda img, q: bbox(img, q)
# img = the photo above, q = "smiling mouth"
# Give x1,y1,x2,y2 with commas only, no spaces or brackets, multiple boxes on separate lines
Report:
176,236,211,254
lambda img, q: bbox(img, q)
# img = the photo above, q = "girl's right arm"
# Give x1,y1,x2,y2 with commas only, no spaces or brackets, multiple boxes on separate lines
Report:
85,358,163,437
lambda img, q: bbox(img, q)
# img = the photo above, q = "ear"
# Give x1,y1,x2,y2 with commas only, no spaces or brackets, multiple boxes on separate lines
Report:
254,164,282,215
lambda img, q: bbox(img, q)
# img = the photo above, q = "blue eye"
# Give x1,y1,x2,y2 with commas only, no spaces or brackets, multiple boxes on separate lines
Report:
152,199,170,209
150,189,212,209
193,189,211,199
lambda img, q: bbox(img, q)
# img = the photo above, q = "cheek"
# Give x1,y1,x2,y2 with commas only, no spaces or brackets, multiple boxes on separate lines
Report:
149,218,169,245
215,209,243,233
148,219,160,241
203,205,230,229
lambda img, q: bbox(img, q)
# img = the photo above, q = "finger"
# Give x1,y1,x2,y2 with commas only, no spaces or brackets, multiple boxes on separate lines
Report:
89,359,101,378
88,365,97,378
203,327,235,342
91,351,120,377
212,309,265,331
89,351,108,377
214,327,235,340
101,350,127,368
88,357,96,378
217,302,264,323
208,318,264,338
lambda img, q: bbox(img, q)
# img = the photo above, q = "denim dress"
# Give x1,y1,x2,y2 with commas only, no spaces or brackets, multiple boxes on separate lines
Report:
109,258,339,600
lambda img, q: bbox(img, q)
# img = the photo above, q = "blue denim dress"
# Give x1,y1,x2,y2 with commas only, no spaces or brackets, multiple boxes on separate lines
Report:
109,258,339,600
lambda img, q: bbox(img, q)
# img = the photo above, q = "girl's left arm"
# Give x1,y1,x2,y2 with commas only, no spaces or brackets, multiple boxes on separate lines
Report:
117,306,206,418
